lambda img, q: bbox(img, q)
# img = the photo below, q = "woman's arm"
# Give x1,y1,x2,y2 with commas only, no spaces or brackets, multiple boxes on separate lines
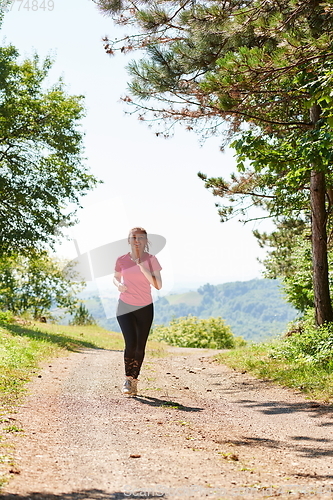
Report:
113,271,127,292
137,264,162,290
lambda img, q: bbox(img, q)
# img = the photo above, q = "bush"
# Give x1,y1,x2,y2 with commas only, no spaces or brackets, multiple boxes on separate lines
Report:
0,311,14,324
270,309,333,368
152,315,238,349
70,303,96,326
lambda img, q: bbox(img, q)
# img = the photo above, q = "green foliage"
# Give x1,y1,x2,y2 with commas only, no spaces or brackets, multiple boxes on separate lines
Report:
218,304,333,400
97,0,333,325
224,124,333,221
282,239,314,312
254,218,309,279
270,310,333,368
255,222,315,312
70,303,96,326
77,280,297,341
98,0,333,139
0,252,83,319
153,280,297,342
0,321,124,400
254,218,333,313
166,291,202,307
65,294,118,332
224,124,333,324
151,315,237,349
0,311,13,324
218,341,333,401
0,45,99,255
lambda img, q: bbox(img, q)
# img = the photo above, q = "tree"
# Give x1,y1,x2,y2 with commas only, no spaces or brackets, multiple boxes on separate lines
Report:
198,283,215,296
0,2,10,20
70,303,96,326
0,45,99,255
253,218,309,280
254,220,315,312
0,251,83,319
96,0,333,324
220,117,333,324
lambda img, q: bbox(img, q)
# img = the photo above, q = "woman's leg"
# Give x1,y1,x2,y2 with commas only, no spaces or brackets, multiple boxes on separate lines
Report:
116,301,139,378
131,303,154,379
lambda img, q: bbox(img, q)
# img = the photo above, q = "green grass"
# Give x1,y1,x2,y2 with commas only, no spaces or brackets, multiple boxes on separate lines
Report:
0,319,124,485
0,321,125,405
166,291,202,307
0,320,168,405
217,343,333,402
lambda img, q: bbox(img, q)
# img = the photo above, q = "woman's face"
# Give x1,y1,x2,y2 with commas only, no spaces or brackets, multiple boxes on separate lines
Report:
129,231,147,254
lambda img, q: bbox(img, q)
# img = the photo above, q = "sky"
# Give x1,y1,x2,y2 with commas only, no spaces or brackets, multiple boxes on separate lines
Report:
0,0,273,296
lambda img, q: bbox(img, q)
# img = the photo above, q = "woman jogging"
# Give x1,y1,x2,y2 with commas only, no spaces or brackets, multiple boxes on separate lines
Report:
113,227,162,396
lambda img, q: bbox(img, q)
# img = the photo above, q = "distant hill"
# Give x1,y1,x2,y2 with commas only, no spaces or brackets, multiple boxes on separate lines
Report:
167,291,202,307
153,279,298,341
76,279,298,342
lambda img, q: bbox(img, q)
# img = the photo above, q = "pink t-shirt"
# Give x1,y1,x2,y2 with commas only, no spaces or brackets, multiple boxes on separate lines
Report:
115,252,162,307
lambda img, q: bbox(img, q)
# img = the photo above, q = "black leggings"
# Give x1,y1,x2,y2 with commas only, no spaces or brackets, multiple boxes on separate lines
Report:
116,300,154,379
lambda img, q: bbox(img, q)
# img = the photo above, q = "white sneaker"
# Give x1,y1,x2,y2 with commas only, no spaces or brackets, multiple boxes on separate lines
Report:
122,376,138,396
131,378,138,396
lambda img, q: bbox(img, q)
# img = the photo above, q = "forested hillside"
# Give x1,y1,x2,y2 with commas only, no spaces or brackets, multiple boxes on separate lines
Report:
80,279,298,342
154,280,297,341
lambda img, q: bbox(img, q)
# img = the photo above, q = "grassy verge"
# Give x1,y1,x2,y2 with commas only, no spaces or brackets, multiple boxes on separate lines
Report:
0,318,166,486
217,342,333,402
0,320,124,486
0,319,167,405
0,320,124,405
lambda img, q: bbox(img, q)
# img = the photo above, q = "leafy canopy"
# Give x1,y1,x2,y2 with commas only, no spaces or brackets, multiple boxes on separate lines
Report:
0,45,99,255
97,0,333,324
97,0,333,140
0,251,83,319
97,0,333,225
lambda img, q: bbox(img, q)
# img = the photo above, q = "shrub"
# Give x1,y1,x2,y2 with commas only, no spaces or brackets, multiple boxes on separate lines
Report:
0,311,14,324
270,309,333,368
152,315,237,349
70,303,96,326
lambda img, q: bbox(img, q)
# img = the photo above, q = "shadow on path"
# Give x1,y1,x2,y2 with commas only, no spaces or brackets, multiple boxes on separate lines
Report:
235,399,333,420
228,434,333,464
134,395,203,412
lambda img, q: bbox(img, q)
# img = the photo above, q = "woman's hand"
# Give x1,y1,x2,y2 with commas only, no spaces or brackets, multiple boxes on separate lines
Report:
137,262,162,290
113,272,127,292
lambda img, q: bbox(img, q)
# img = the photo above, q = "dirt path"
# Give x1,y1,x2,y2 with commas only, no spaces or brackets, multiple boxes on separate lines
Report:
1,346,333,499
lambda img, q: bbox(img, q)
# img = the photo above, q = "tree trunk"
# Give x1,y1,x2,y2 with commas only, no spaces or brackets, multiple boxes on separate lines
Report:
310,103,333,324
310,170,333,324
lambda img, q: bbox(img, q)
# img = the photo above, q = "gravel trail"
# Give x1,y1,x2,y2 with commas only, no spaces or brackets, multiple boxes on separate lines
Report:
1,346,333,499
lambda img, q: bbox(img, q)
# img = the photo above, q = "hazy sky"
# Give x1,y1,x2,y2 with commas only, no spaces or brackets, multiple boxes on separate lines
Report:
1,0,273,294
